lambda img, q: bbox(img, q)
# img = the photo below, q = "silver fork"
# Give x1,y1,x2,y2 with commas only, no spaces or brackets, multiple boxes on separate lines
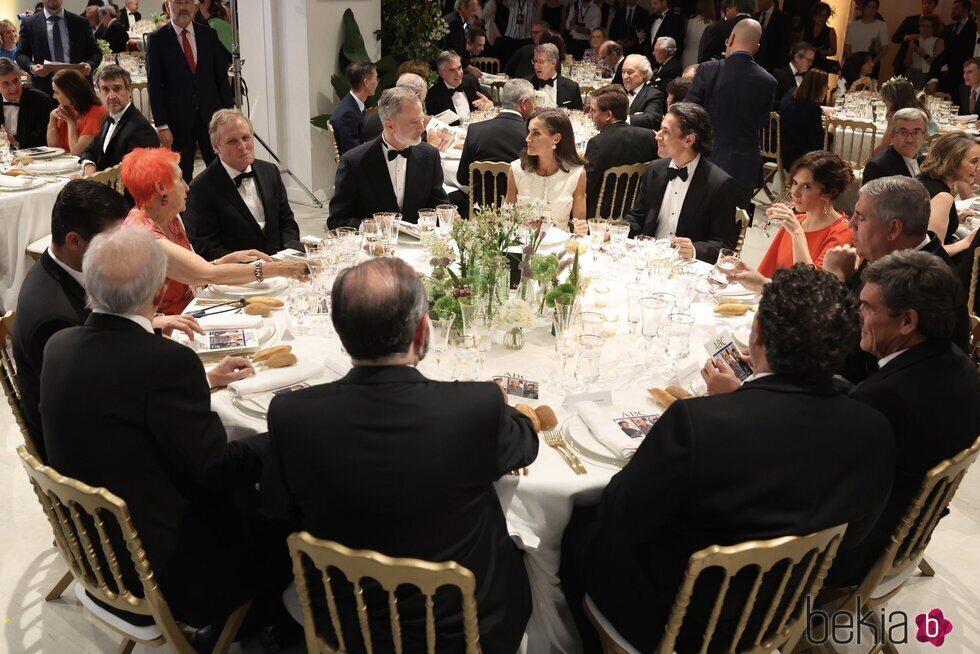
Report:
542,426,587,475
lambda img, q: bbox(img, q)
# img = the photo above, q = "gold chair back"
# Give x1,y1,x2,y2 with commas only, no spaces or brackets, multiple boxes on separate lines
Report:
968,247,979,318
0,312,42,459
129,81,151,123
287,531,482,654
595,162,649,221
470,57,501,75
824,118,877,170
469,160,512,218
327,122,342,164
758,112,785,203
734,208,751,258
89,164,124,196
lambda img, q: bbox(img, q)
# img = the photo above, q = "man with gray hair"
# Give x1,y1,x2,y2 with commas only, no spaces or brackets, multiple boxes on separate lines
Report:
362,72,429,142
183,108,300,260
0,56,53,148
526,42,583,109
260,256,538,654
862,107,929,184
329,86,450,229
425,50,492,126
81,64,159,175
96,4,128,52
652,36,681,93
623,53,665,129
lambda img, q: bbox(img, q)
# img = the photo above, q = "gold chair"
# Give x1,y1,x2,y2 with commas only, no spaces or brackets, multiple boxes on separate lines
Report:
595,162,649,221
327,122,342,164
967,247,979,318
584,523,848,654
129,81,150,123
488,80,507,104
18,446,251,654
758,112,785,204
735,208,751,258
470,57,501,75
0,312,42,460
288,531,482,654
824,118,877,173
468,160,512,218
804,436,980,654
89,164,125,196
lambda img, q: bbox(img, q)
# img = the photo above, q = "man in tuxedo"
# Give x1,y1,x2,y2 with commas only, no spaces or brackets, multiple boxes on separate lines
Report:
120,0,141,29
609,0,649,54
624,102,737,261
651,36,681,92
623,54,665,128
892,0,939,76
561,263,894,653
330,61,379,156
698,0,753,62
0,58,53,149
503,20,548,80
16,0,103,96
754,0,790,74
426,51,492,125
146,0,234,182
85,5,100,31
363,72,428,142
862,108,927,184
260,256,538,654
689,19,776,211
328,87,450,229
958,58,980,115
930,0,975,96
463,26,488,76
598,40,625,85
526,42,583,109
96,5,129,53
456,79,533,212
184,110,300,261
645,0,684,62
441,0,479,65
80,65,159,175
772,42,815,106
585,85,658,218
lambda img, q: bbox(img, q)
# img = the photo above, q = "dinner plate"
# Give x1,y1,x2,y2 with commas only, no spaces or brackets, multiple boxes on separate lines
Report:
565,414,629,467
540,226,572,247
210,278,288,297
26,157,81,174
0,175,45,191
13,146,65,159
441,146,463,159
955,114,978,122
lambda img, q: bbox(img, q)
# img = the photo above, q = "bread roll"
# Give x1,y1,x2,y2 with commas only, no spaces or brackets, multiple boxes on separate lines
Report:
244,304,271,317
534,405,559,431
714,302,752,316
665,385,693,400
246,296,284,308
267,352,298,368
253,345,292,363
648,387,676,409
515,403,542,432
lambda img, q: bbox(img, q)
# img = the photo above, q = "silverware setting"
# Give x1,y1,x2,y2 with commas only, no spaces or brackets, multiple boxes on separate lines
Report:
543,425,587,475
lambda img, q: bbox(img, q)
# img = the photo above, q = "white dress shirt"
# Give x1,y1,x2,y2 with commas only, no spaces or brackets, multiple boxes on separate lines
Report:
2,96,18,139
789,62,803,88
655,155,700,239
902,154,920,176
650,10,666,40
127,9,139,25
46,247,86,287
541,75,559,106
171,19,197,63
446,80,472,122
914,234,931,251
221,159,266,230
350,91,366,113
381,135,408,210
81,102,133,168
877,347,910,369
92,310,154,333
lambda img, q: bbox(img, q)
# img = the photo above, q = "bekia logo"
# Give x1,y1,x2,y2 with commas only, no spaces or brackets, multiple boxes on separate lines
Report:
915,609,953,647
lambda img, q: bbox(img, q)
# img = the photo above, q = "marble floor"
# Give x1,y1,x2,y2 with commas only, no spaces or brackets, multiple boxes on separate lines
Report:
1,203,978,653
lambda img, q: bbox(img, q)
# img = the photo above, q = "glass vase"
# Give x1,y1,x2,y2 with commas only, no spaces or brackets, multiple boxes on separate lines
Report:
503,327,526,351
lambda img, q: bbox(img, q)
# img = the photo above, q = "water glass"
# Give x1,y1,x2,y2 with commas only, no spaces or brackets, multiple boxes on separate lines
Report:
587,220,608,263
360,219,386,257
672,269,698,311
468,313,495,372
436,204,457,237
649,259,672,291
574,334,605,386
666,313,696,361
418,209,438,249
639,296,669,365
553,294,579,333
287,281,316,332
452,334,480,381
709,248,739,287
554,315,578,392
580,311,604,337
428,309,455,371
606,220,630,260
625,282,648,336
373,212,400,255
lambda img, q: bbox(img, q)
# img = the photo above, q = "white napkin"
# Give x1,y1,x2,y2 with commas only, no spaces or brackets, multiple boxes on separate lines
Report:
197,314,264,330
228,361,323,397
716,282,755,298
211,278,288,295
0,175,34,188
574,401,641,460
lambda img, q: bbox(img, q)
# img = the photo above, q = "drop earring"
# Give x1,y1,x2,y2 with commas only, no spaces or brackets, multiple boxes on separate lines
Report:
161,194,169,207
552,143,557,150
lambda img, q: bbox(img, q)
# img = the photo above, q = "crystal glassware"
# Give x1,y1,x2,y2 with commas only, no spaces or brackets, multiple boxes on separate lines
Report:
625,282,648,336
427,309,455,371
666,313,696,361
574,334,604,386
639,296,669,366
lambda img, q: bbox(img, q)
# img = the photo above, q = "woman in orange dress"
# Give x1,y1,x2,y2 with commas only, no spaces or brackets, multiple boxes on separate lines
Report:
757,150,854,279
45,69,107,155
119,148,308,315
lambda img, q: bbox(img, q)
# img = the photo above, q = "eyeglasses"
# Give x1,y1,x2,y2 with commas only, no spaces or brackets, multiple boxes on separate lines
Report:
895,129,927,138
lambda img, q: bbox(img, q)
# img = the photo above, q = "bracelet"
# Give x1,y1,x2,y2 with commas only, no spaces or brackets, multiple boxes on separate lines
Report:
254,260,264,283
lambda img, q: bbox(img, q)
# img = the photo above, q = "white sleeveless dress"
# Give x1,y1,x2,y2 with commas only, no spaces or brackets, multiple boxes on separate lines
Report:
510,160,585,228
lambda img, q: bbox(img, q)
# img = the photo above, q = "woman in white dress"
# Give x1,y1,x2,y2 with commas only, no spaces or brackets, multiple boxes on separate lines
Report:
682,0,716,69
505,108,589,234
903,15,943,89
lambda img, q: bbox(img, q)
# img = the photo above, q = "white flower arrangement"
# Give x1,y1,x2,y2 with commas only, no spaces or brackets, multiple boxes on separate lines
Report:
497,297,535,331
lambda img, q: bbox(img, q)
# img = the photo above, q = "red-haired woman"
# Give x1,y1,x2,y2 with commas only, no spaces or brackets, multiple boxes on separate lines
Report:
120,148,307,315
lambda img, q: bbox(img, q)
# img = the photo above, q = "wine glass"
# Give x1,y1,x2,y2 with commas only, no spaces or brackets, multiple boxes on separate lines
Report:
554,315,578,393
436,204,457,237
625,282,648,337
639,296,669,366
427,310,455,372
587,219,608,265
606,220,630,261
574,334,605,386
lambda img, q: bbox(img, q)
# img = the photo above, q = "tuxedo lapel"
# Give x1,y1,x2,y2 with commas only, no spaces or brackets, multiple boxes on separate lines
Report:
403,148,426,220
675,159,709,235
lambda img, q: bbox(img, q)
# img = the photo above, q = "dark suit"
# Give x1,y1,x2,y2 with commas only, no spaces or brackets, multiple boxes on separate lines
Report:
832,341,980,586
584,121,658,219
580,375,894,652
146,21,234,182
688,52,777,209
778,95,824,171
624,156,738,262
425,74,482,126
11,250,88,462
16,10,102,95
891,14,924,76
648,10,685,59
184,158,300,260
698,14,750,62
626,81,665,129
330,92,366,155
609,4,650,54
0,87,54,149
456,110,526,210
652,55,681,92
526,74,584,110
610,57,625,86
862,146,921,184
440,10,467,57
931,18,977,96
96,19,129,53
260,365,538,654
119,9,141,30
504,43,536,80
958,83,979,115
772,64,802,107
80,102,160,172
755,8,791,73
327,136,450,229
41,313,272,628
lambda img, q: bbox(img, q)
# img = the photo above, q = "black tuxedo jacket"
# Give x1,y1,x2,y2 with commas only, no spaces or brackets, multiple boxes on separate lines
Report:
80,102,160,171
627,81,665,129
327,136,449,228
755,9,791,73
440,10,467,57
611,57,625,86
504,43,536,80
653,55,681,93
330,92,365,155
11,250,88,461
41,313,268,627
525,74,584,110
891,14,923,74
584,121,658,219
772,64,800,107
862,145,921,184
145,22,233,136
624,156,737,261
17,10,103,95
260,365,538,654
97,19,129,53
609,5,650,54
958,83,978,116
425,74,482,126
0,87,54,149
456,111,526,208
698,14,749,62
648,10,685,56
184,158,300,260
120,9,141,29
586,375,895,652
778,95,824,172
931,18,977,95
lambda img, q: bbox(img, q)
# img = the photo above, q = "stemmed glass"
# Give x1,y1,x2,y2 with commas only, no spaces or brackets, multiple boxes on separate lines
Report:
427,310,455,372
418,209,438,250
574,334,604,387
360,218,385,257
467,312,495,374
639,296,669,366
606,220,630,261
554,315,578,393
625,282,648,337
436,204,457,237
587,219,608,266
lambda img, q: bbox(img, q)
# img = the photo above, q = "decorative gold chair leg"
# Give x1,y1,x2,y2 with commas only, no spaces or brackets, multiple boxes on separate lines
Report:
116,639,135,654
918,558,936,577
212,601,251,654
44,571,73,601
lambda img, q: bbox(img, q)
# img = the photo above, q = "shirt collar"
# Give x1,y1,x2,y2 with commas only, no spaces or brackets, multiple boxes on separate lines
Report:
349,91,365,112
668,153,700,177
92,310,154,333
46,247,86,287
220,157,253,180
110,102,131,124
878,347,911,369
499,108,522,117
171,20,195,36
444,79,461,91
914,234,931,250
743,371,774,383
789,62,799,75
44,7,63,19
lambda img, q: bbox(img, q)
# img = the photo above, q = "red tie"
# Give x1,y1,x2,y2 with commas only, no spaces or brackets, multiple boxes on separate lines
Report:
181,29,196,74
971,89,978,114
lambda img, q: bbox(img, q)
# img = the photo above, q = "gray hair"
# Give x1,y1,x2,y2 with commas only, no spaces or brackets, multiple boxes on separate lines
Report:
83,228,168,315
395,72,427,102
436,50,461,72
94,64,132,91
859,175,931,236
0,57,19,77
208,108,253,146
892,107,928,127
377,86,422,123
624,54,654,81
534,43,560,63
99,5,118,18
501,78,535,110
655,37,677,54
454,0,475,10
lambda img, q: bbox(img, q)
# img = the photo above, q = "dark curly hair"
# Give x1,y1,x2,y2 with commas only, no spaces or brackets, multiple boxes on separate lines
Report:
757,263,859,382
788,150,854,200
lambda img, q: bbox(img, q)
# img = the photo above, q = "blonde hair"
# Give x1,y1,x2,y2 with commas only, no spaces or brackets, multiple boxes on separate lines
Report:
208,109,253,146
920,131,980,181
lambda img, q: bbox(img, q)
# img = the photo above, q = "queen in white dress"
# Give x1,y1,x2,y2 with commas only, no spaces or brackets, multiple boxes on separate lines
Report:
505,108,589,234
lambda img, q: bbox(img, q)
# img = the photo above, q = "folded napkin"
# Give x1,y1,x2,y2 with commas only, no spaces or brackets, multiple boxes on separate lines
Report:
211,278,287,295
574,401,642,460
228,361,323,397
27,158,79,173
196,313,264,330
0,175,34,188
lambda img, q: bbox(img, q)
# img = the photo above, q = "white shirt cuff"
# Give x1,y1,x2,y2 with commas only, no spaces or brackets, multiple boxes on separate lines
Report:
155,124,169,131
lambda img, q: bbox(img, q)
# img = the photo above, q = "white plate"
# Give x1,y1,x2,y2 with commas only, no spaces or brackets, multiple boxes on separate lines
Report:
26,157,80,174
540,226,572,247
0,175,45,191
565,415,629,467
955,114,978,122
13,146,65,160
210,278,288,297
442,146,463,159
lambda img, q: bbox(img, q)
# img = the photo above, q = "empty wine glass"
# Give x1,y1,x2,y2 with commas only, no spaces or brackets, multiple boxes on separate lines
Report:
587,220,608,265
428,310,455,371
554,315,578,393
606,220,630,261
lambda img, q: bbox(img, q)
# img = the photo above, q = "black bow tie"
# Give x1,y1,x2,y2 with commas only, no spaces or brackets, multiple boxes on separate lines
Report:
387,147,411,161
666,166,688,182
653,12,665,20
106,116,116,125
450,87,465,95
794,71,804,77
2,101,18,106
535,77,556,89
233,170,255,187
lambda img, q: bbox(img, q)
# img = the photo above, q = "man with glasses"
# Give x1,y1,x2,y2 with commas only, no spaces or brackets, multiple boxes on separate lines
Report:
772,42,815,106
863,108,928,184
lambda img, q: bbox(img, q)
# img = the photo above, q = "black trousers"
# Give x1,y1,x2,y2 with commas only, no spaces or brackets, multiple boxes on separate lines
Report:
172,113,217,182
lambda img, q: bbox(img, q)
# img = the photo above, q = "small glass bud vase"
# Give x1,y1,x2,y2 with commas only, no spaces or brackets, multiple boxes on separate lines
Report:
503,327,526,351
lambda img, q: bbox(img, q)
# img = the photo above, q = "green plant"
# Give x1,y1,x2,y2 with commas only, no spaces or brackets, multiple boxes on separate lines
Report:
376,0,448,64
96,39,111,56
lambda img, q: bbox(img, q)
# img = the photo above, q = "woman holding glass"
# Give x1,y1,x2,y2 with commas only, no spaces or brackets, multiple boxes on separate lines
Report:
916,131,980,253
119,148,308,315
46,69,107,156
506,108,589,234
837,52,878,97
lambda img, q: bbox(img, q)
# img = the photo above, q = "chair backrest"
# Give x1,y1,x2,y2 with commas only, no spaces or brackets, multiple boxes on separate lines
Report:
595,162,650,221
89,164,124,196
734,208,751,258
287,531,482,654
968,247,979,318
823,118,877,170
468,160,512,218
327,122,342,164
470,57,501,74
759,111,780,160
129,81,150,123
656,523,848,654
0,312,42,459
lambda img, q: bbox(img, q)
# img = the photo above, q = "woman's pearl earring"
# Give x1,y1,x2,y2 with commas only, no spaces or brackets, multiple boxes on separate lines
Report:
552,143,557,150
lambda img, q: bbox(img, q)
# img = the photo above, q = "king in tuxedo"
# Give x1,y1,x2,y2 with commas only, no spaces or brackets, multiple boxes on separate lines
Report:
16,0,102,96
426,51,492,125
862,108,927,185
330,61,378,156
328,87,450,230
80,65,160,175
525,42,584,110
0,58,53,149
772,43,816,107
624,102,737,262
184,110,300,261
623,54,666,129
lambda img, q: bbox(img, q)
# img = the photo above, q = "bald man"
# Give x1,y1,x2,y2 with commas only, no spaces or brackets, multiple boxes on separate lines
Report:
688,19,776,212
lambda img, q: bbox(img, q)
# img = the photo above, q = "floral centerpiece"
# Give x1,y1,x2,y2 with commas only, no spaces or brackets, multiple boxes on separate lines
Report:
497,297,535,350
